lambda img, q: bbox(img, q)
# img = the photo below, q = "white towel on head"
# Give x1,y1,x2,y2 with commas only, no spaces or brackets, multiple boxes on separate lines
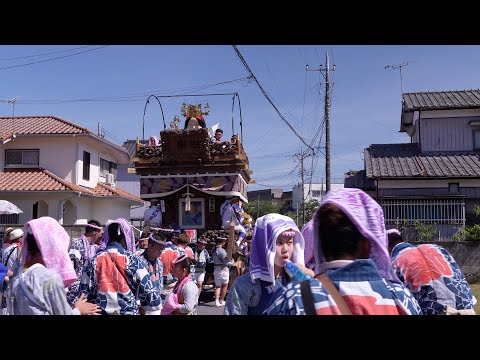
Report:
208,123,219,138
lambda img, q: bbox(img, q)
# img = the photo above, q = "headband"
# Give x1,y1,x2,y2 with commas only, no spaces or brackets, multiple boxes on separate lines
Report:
87,224,103,231
173,254,188,265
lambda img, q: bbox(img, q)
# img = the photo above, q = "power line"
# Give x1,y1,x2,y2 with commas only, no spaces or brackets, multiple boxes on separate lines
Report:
0,45,97,61
252,182,294,191
232,45,313,151
16,77,252,105
0,46,110,71
101,127,124,145
255,166,299,181
249,151,294,159
297,47,310,64
252,182,294,188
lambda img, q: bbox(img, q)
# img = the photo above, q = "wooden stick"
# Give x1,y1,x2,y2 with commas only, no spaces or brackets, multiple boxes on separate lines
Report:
226,217,235,261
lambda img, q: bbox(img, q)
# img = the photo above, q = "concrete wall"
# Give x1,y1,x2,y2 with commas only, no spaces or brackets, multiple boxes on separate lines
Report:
1,195,132,226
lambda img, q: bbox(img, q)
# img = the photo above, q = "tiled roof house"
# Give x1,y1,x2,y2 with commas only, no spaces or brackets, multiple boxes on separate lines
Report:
0,116,143,226
346,90,480,239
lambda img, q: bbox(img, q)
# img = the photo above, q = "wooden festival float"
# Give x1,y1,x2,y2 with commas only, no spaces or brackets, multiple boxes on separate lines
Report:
132,101,252,283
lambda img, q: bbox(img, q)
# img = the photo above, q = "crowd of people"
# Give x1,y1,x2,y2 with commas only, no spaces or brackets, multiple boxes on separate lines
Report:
0,187,477,315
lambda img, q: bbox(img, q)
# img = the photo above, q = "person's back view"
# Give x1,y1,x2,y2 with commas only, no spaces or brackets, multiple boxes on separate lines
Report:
80,219,162,315
388,230,476,315
264,188,421,315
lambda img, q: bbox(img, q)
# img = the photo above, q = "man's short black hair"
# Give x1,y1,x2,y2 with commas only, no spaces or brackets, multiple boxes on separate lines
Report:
215,129,223,133
85,219,102,234
88,219,101,227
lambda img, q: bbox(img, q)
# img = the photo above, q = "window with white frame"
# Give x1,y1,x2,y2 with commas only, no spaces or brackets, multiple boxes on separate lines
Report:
5,149,39,167
99,158,117,178
311,190,323,198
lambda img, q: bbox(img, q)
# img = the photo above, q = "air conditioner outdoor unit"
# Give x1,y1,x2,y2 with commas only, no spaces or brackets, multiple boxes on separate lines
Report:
105,172,115,186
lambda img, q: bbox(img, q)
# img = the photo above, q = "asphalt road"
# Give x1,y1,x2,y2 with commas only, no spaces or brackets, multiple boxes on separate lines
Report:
197,286,226,315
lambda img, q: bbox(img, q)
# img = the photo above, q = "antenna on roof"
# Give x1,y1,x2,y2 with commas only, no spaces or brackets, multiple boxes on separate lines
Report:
385,61,416,96
7,96,19,117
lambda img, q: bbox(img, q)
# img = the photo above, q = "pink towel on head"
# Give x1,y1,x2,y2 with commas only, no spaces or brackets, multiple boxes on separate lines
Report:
301,218,315,266
99,218,136,253
313,188,401,284
21,217,77,287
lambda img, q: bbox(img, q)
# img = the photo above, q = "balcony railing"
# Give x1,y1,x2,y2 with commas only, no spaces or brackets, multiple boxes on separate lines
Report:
382,199,465,225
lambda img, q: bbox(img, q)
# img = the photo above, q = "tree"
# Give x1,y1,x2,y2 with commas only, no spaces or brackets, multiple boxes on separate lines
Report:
287,199,320,229
451,205,480,241
243,200,282,222
243,199,319,229
413,221,437,242
303,199,320,222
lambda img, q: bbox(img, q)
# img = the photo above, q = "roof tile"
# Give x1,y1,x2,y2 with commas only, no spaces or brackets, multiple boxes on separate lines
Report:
0,168,142,203
0,116,91,135
365,143,480,178
403,89,480,111
0,116,129,155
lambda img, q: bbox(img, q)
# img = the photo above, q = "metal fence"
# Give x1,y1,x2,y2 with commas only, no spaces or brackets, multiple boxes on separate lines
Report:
382,199,465,225
0,214,19,225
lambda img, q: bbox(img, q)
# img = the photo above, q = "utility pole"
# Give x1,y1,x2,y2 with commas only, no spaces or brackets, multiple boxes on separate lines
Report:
323,52,333,193
300,152,305,225
306,51,335,193
294,150,311,225
98,122,102,137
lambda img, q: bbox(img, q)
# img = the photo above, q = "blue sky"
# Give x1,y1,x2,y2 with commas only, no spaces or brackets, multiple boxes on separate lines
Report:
1,45,480,191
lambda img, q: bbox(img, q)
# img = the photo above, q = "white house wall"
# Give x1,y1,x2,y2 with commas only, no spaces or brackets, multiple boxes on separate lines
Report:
61,197,131,225
77,137,129,188
1,136,77,181
91,199,131,223
0,134,134,225
292,183,344,209
116,164,147,220
2,194,75,225
1,134,129,189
